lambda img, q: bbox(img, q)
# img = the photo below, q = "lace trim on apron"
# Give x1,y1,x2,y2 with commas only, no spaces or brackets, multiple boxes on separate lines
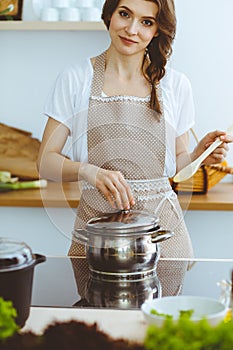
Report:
91,95,151,103
127,178,171,193
82,177,177,212
82,177,170,192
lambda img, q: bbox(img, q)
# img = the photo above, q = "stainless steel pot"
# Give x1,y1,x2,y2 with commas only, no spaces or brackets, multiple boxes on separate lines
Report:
75,210,174,279
85,273,161,308
0,238,46,327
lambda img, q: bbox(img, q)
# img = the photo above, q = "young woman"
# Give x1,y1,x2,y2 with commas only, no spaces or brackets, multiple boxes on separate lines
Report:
37,0,232,258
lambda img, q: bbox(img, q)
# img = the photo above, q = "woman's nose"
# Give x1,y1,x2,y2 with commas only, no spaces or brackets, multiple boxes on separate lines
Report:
125,20,139,35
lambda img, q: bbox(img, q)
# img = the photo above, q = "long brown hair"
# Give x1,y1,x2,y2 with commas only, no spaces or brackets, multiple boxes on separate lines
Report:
101,0,176,115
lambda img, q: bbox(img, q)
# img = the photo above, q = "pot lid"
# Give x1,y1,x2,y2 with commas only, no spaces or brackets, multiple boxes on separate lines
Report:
86,210,159,234
0,238,34,272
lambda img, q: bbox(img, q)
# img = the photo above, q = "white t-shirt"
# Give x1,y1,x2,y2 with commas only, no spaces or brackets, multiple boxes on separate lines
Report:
44,58,195,177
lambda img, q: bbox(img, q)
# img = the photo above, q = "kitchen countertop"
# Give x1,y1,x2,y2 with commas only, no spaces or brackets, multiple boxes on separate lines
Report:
0,181,81,208
21,256,233,341
0,181,232,210
23,307,146,342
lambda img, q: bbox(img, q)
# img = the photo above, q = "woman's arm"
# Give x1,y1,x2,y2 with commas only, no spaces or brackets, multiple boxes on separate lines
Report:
37,117,134,210
37,117,79,182
176,129,233,173
175,131,194,173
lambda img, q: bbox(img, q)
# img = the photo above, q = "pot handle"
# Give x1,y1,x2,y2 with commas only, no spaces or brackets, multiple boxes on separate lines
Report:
34,253,46,266
151,230,175,244
74,229,89,244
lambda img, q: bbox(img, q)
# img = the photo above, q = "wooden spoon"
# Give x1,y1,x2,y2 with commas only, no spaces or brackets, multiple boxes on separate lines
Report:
173,124,233,183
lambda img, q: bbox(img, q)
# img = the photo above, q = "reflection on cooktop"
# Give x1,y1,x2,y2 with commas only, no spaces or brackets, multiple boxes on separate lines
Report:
31,257,233,309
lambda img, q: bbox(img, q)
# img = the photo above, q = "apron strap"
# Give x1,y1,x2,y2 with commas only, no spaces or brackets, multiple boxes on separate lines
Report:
90,51,107,97
154,190,180,220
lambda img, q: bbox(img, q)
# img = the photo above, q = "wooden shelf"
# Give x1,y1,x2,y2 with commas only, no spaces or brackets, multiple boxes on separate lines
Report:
0,20,106,31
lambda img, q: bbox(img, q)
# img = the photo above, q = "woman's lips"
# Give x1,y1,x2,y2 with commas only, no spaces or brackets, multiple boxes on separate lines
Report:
119,36,137,45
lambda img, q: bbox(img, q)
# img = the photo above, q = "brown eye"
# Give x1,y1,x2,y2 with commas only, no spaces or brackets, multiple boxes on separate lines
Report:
119,10,129,18
142,19,153,27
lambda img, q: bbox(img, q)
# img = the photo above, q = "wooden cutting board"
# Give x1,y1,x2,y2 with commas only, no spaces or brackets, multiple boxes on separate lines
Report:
0,157,39,180
0,123,40,179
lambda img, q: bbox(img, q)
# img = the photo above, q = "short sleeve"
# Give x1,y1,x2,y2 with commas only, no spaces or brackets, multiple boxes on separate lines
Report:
44,66,81,134
43,61,91,135
175,74,195,136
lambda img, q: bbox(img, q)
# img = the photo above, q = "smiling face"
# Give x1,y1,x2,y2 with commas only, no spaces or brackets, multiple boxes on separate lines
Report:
108,0,159,57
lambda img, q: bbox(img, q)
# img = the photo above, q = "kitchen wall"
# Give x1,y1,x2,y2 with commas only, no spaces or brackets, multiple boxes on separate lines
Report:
173,0,233,164
1,0,233,166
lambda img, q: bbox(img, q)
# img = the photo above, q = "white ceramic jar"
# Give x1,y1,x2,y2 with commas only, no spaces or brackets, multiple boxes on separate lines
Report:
81,7,101,21
40,7,60,21
74,0,95,8
60,7,81,21
51,0,71,8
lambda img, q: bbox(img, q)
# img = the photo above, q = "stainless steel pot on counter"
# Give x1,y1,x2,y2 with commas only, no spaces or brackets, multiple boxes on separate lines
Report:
0,238,46,327
85,273,161,308
75,210,174,280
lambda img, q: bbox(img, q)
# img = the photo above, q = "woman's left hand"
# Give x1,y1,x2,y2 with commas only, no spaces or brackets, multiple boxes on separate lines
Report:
194,130,233,165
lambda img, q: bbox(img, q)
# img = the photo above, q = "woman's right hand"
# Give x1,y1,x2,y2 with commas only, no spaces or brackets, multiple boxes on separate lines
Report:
79,163,135,210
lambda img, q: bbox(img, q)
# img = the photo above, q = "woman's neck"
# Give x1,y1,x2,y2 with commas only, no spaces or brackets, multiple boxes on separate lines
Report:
105,47,145,81
100,46,151,97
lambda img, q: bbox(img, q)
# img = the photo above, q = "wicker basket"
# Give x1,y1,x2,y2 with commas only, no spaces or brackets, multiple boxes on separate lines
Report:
170,129,232,194
171,160,229,195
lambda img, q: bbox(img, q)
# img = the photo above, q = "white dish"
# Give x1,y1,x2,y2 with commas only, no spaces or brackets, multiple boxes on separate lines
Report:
81,7,101,21
32,0,48,19
60,7,80,21
51,0,70,8
41,7,59,21
141,295,228,327
75,0,95,8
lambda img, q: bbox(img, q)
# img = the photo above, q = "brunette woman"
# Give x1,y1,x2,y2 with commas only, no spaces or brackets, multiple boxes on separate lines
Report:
38,0,232,258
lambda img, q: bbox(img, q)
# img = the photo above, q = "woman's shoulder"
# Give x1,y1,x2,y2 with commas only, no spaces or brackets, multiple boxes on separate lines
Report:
162,66,192,92
58,57,93,83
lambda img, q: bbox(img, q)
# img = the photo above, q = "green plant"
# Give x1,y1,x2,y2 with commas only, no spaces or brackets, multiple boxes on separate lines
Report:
144,314,233,350
0,297,19,341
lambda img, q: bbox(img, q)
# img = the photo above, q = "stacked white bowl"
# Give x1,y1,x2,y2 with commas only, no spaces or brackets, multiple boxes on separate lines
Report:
38,0,102,22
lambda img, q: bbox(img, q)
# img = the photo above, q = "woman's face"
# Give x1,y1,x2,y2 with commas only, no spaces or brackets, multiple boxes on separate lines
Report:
108,0,159,57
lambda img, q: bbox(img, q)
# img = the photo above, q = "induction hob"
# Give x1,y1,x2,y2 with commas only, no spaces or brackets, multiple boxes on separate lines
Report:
31,257,233,310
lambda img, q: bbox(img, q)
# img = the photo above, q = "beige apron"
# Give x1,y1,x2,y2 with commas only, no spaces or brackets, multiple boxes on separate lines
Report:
68,51,194,260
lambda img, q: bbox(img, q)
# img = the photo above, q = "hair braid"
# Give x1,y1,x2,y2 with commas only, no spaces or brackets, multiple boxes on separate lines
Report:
144,0,176,116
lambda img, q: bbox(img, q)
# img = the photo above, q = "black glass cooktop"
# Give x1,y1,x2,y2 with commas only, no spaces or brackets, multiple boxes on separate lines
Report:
31,257,233,310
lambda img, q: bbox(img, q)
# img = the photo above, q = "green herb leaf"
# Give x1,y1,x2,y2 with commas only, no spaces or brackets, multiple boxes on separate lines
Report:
145,313,233,350
150,308,172,319
0,297,19,341
179,309,194,318
150,308,194,319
